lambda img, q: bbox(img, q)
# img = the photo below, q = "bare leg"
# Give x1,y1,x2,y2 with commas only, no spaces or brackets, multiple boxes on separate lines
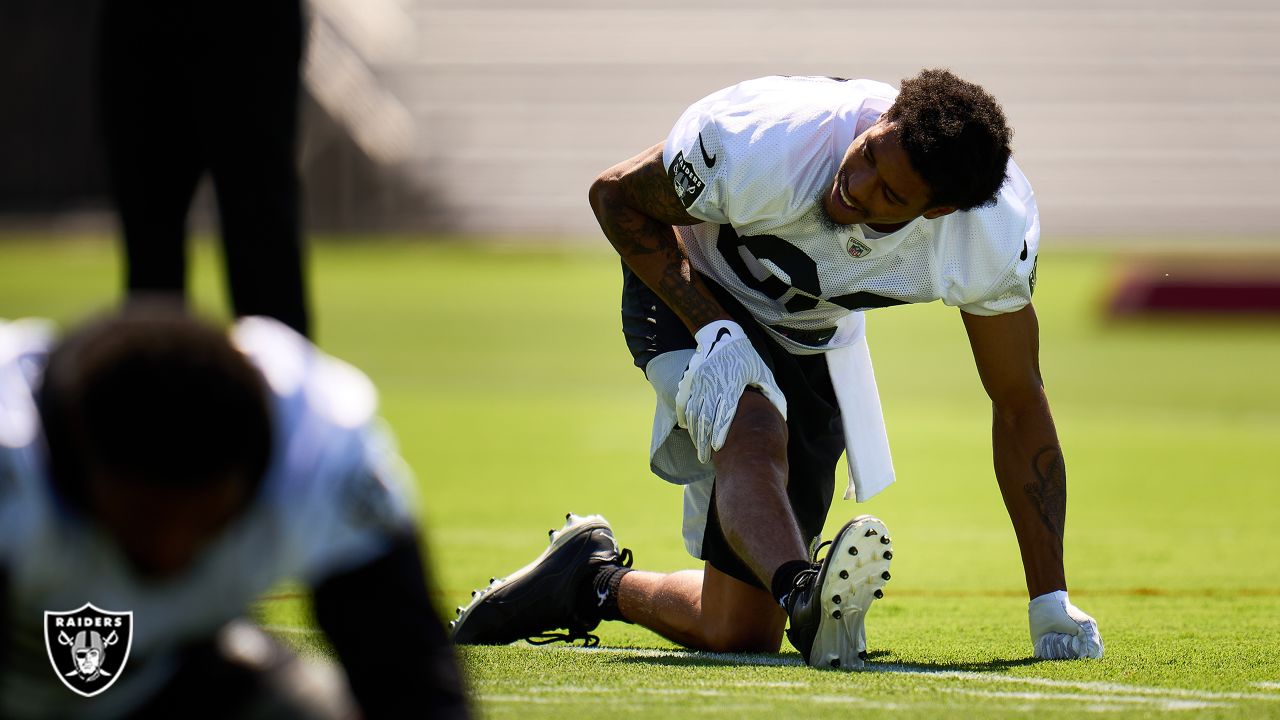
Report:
617,564,785,652
712,391,808,585
613,392,806,652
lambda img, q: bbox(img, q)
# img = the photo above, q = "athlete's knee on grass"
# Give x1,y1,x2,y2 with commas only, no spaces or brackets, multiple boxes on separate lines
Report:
698,612,784,654
695,566,787,653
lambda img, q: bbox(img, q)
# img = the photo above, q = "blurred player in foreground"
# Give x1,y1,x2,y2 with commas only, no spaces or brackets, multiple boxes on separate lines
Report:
452,70,1103,669
0,307,467,718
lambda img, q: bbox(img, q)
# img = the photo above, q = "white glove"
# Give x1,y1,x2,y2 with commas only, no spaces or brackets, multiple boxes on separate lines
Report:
1029,590,1104,660
675,320,787,464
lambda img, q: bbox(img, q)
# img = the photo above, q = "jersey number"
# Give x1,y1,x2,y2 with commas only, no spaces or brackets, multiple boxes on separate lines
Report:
716,225,906,314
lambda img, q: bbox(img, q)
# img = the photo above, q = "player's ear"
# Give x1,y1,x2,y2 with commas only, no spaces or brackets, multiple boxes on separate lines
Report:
922,206,957,220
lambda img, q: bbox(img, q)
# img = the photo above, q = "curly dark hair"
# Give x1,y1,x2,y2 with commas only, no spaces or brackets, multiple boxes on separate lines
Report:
39,303,272,503
883,68,1013,211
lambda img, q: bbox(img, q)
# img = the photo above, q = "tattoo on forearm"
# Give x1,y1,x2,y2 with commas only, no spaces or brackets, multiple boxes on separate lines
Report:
656,253,722,328
626,156,697,226
599,202,664,257
595,147,725,328
602,212,720,326
1024,445,1066,541
599,151,693,258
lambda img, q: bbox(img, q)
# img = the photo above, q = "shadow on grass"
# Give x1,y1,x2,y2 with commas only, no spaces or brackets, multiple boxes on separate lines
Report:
869,653,1045,673
594,646,1043,674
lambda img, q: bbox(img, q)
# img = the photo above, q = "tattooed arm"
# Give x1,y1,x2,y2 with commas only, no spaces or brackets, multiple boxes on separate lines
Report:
588,142,731,332
961,304,1068,598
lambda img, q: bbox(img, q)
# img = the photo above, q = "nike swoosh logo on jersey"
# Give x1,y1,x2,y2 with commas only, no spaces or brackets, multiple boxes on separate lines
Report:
706,327,732,355
698,133,717,168
1021,241,1028,261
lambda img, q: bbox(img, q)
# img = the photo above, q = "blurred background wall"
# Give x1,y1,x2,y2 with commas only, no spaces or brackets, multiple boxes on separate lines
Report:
3,0,1278,241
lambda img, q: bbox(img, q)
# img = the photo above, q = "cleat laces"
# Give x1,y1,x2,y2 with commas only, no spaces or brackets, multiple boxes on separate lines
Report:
783,539,829,611
526,631,601,647
809,539,832,563
789,567,819,601
523,545,632,648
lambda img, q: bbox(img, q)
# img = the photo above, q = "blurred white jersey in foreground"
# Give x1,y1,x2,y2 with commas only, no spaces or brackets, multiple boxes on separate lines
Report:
0,316,416,719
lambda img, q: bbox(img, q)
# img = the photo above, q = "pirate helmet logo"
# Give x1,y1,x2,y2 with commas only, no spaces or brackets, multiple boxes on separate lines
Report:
44,603,133,697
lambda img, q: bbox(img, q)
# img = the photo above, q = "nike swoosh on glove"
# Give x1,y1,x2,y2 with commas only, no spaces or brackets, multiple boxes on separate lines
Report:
1028,590,1104,659
675,320,787,464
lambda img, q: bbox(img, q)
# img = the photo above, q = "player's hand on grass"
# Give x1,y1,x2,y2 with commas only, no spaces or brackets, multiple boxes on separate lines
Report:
1029,590,1104,660
676,320,787,463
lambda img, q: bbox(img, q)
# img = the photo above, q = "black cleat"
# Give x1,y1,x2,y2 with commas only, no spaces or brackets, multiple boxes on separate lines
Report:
783,515,894,670
451,513,631,647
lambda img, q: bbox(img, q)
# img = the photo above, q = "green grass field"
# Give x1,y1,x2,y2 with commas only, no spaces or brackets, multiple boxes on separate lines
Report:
3,236,1279,718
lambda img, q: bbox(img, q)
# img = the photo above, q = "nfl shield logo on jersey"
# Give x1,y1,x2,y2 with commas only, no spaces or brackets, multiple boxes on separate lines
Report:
846,237,871,258
44,603,134,697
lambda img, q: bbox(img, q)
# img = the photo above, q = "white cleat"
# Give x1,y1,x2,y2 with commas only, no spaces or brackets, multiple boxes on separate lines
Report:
783,515,893,670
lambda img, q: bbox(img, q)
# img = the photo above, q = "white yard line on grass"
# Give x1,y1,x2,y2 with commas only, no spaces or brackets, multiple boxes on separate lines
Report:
875,665,1280,703
481,685,914,712
554,646,1280,704
477,695,568,705
726,680,807,688
259,627,1274,712
480,682,1194,713
940,688,1227,712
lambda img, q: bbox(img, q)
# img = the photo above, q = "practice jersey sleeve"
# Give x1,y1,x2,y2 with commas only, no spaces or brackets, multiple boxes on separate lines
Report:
0,319,55,564
293,415,419,584
954,165,1042,316
662,78,839,228
232,317,419,585
663,100,723,223
663,96,734,224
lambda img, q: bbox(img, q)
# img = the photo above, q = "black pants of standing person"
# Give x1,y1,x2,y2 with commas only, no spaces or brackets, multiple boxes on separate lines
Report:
99,0,310,337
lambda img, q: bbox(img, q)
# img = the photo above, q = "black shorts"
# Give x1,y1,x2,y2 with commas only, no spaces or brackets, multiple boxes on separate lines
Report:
620,262,845,589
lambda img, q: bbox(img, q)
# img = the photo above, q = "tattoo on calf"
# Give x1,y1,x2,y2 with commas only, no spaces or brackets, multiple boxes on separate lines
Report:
1025,446,1066,542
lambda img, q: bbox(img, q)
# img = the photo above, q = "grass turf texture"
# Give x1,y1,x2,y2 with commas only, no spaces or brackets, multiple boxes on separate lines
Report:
2,236,1279,717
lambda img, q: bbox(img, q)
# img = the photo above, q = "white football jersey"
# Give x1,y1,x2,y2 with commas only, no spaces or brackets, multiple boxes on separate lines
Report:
663,75,1040,354
0,317,416,719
